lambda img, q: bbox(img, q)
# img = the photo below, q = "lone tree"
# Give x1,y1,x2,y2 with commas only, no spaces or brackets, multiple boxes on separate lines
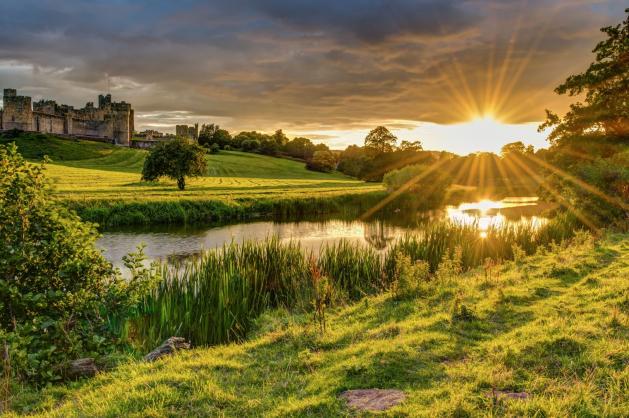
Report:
142,139,207,190
365,126,397,153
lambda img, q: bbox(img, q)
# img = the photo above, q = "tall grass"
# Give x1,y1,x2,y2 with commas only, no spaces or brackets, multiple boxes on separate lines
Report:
72,192,387,227
386,213,580,275
130,213,582,348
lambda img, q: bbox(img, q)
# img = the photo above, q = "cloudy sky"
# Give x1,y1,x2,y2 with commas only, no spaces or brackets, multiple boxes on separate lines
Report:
0,1,625,153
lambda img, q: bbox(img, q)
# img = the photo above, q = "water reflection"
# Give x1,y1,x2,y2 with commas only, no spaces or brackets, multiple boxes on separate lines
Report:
446,197,548,238
97,197,549,274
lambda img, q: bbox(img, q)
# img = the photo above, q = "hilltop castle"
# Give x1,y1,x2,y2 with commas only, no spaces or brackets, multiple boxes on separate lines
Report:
0,89,134,146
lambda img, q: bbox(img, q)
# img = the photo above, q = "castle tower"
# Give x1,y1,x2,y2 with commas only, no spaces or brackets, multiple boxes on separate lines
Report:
2,89,33,131
110,101,133,146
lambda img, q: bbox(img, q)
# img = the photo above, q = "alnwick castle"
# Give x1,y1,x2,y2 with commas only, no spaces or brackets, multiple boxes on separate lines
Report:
0,88,134,146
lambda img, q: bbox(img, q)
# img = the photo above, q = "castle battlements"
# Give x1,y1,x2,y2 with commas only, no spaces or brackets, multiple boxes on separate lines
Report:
0,88,134,146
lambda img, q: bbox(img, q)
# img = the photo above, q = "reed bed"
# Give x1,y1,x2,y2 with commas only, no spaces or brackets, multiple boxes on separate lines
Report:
130,214,581,348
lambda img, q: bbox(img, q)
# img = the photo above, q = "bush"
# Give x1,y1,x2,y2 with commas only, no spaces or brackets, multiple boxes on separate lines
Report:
241,139,260,151
383,163,453,209
209,143,220,154
391,253,430,299
306,150,336,172
0,144,155,384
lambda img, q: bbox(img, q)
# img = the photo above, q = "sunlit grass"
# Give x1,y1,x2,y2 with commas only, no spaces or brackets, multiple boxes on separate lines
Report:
10,233,629,416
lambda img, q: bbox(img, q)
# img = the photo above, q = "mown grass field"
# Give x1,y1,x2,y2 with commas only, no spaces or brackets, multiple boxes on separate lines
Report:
9,233,629,417
3,134,381,202
1,134,384,226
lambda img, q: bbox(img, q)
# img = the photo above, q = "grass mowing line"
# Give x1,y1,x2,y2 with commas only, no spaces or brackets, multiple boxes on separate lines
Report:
9,233,628,417
4,133,383,225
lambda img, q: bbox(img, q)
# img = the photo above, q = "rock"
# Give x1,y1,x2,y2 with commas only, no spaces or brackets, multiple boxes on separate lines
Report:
144,337,190,362
66,358,98,379
340,389,406,412
487,389,529,400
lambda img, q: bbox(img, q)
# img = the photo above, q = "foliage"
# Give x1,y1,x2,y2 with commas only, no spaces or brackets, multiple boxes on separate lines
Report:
141,139,207,190
500,141,534,157
398,140,423,152
538,10,629,224
0,144,153,384
391,253,430,299
310,261,331,334
240,138,260,151
306,150,336,172
364,126,397,153
382,163,453,209
336,145,371,178
198,124,232,149
539,9,629,143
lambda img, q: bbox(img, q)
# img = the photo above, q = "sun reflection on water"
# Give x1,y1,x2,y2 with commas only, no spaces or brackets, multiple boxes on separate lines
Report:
446,197,546,238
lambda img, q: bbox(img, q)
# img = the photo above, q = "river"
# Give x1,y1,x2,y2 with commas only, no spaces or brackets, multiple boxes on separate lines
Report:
97,197,550,273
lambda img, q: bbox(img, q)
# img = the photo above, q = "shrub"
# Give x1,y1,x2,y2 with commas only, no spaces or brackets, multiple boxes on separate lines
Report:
383,163,453,209
306,150,336,172
391,253,430,299
209,143,220,154
241,139,260,151
450,295,478,322
0,144,154,384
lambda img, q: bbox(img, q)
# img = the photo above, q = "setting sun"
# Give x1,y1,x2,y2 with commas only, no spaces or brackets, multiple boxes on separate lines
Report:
1,2,627,415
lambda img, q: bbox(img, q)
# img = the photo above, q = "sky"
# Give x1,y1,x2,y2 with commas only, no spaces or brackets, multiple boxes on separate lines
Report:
0,0,625,154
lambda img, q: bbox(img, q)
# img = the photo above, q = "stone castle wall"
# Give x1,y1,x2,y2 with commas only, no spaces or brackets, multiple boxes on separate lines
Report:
0,89,134,145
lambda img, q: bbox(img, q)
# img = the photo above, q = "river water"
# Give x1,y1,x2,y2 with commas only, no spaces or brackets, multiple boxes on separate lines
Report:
97,197,549,273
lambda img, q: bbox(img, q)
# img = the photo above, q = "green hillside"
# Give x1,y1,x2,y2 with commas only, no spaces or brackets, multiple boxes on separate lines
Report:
2,133,381,202
9,233,629,417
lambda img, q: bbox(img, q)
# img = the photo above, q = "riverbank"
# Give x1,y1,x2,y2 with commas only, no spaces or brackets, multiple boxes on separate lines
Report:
4,133,545,227
9,232,628,416
69,191,388,227
3,133,387,226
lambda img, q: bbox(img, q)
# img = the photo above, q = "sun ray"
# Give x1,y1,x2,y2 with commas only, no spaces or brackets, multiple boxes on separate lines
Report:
521,153,629,211
360,157,452,220
508,154,599,230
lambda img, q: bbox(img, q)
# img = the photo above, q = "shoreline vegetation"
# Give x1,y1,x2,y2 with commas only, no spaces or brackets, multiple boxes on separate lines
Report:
1,132,543,228
130,213,582,350
10,231,629,416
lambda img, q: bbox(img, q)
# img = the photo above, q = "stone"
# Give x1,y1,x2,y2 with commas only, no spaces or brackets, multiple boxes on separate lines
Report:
144,337,190,362
340,389,406,411
66,358,98,379
486,389,529,400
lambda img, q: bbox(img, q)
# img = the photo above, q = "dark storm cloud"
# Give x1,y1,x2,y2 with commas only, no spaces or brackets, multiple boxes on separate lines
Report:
245,0,477,43
0,0,626,135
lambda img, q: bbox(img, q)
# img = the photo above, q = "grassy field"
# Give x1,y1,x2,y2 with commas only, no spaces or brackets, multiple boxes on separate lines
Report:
9,233,628,417
1,134,383,225
3,134,381,202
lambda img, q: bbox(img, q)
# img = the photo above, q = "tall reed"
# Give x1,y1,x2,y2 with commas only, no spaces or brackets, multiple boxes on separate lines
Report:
130,213,581,348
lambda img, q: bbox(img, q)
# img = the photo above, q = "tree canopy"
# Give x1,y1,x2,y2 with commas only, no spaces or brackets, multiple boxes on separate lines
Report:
364,126,397,153
537,9,629,224
540,9,629,144
306,150,336,172
142,139,207,190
